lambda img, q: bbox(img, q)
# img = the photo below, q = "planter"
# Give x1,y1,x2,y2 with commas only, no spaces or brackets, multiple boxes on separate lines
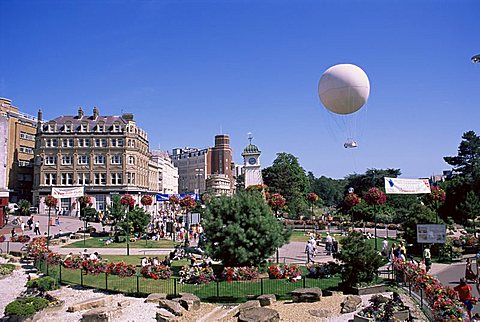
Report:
353,309,409,322
351,284,387,295
353,314,372,322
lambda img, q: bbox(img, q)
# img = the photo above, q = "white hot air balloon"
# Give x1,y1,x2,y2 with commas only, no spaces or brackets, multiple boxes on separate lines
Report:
318,64,370,148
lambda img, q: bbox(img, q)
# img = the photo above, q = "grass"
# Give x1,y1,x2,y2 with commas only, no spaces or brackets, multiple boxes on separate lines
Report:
37,260,341,303
64,237,177,249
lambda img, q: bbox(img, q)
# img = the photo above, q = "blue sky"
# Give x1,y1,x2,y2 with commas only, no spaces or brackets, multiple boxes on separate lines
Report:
1,0,479,179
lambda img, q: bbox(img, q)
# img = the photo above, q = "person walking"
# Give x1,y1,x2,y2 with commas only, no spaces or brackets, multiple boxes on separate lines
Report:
20,221,25,235
382,238,389,257
423,245,432,272
55,215,60,226
34,221,41,235
305,240,315,264
27,216,34,230
325,233,333,255
454,278,475,320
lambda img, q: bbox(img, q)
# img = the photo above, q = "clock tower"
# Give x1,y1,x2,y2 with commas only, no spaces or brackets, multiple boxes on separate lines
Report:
242,133,263,188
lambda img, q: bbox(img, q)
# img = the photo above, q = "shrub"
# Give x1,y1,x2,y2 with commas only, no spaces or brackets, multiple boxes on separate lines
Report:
0,263,16,276
267,264,302,282
4,297,49,317
26,276,58,292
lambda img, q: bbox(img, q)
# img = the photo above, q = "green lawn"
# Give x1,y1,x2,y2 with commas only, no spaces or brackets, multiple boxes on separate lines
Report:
37,260,341,302
64,237,177,249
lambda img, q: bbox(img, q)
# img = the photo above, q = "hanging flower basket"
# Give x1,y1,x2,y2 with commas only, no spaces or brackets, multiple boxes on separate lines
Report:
364,188,386,206
141,195,153,206
120,194,136,209
344,193,361,208
180,195,196,211
169,195,180,205
307,192,319,203
44,195,58,208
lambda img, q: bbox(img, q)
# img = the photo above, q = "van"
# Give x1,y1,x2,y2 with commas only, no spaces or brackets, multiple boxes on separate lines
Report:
8,203,19,214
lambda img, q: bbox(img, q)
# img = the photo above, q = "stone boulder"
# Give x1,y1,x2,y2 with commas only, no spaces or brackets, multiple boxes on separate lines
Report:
341,295,362,313
145,293,168,303
238,300,261,312
67,296,113,312
156,309,180,322
238,307,280,322
173,293,200,311
158,299,185,317
257,294,276,307
291,288,322,303
81,306,120,322
308,309,331,318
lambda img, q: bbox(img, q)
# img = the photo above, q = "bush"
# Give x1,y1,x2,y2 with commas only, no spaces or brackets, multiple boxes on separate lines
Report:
4,297,49,317
26,276,58,292
0,263,16,276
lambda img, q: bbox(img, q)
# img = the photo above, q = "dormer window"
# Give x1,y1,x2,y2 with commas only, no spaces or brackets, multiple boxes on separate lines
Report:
97,124,105,132
80,123,88,132
112,124,120,133
48,123,56,132
64,123,72,132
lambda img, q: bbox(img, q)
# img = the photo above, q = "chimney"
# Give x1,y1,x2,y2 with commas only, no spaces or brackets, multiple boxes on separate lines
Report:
78,107,84,118
37,109,42,122
93,106,99,118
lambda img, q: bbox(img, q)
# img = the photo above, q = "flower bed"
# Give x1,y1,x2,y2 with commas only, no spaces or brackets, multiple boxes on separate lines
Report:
106,262,137,277
10,235,31,243
356,293,409,321
393,259,467,320
221,266,259,282
268,264,302,282
179,265,216,284
140,265,171,280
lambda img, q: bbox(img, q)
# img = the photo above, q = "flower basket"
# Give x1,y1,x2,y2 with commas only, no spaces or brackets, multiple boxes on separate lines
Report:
44,195,58,208
120,194,136,209
141,195,153,206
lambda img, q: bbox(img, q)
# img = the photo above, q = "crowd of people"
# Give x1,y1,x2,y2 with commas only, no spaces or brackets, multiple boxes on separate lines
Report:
304,232,339,264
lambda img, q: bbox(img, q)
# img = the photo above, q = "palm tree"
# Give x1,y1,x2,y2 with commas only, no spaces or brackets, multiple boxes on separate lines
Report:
17,199,31,216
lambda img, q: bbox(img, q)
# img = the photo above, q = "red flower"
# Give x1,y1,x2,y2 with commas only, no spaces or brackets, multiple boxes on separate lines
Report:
141,195,153,206
169,195,180,205
364,188,386,206
180,196,196,211
344,193,361,208
44,195,58,208
268,193,286,212
307,192,319,203
120,194,136,209
426,186,446,203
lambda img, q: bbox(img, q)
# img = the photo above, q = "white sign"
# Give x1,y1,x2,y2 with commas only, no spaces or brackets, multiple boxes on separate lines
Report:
384,177,431,194
417,224,446,244
51,187,84,198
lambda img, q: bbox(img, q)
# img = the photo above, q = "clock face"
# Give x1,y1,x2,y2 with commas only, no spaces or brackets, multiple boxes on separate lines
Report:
248,157,256,165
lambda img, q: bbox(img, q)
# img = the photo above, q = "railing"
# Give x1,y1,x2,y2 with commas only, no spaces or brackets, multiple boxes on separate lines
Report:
35,260,339,302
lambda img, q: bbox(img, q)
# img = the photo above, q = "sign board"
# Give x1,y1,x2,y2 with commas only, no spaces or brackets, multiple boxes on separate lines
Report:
385,177,431,194
156,193,199,202
51,186,84,198
416,224,446,244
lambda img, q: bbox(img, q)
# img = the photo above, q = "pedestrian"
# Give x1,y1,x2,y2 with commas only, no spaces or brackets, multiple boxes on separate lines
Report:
20,221,25,235
332,237,338,254
465,258,477,282
55,215,60,226
423,245,432,272
454,278,474,320
11,227,15,238
325,233,333,255
34,221,41,235
382,238,389,257
305,240,315,264
49,216,53,226
27,216,34,230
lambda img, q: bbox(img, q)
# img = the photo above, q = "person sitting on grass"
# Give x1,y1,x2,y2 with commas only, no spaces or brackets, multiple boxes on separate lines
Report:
141,257,150,267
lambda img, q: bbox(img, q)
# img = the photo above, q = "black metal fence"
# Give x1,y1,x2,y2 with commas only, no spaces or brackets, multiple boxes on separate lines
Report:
35,260,340,302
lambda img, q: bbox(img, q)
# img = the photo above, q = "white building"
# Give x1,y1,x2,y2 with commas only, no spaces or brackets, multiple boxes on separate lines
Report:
150,150,179,194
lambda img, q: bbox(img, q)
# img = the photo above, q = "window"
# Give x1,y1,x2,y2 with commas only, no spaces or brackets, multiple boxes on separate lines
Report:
47,123,56,132
128,156,135,165
44,156,57,165
94,173,106,185
19,146,34,154
62,138,74,147
78,173,89,185
61,155,72,165
44,173,57,185
64,123,72,132
61,173,73,185
78,155,89,165
95,195,105,211
94,138,107,147
111,173,122,185
111,138,124,147
97,124,105,132
80,123,88,132
126,172,136,184
112,124,120,132
111,155,122,165
20,132,35,141
94,155,105,165
78,138,90,147
45,138,58,147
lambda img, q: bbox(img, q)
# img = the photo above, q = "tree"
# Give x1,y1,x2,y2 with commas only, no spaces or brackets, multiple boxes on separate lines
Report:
458,191,480,237
310,175,345,207
402,204,438,252
235,173,245,192
333,231,384,288
106,195,125,230
202,191,291,267
444,131,480,182
423,186,446,223
17,199,31,216
345,168,401,196
119,206,150,235
262,153,310,217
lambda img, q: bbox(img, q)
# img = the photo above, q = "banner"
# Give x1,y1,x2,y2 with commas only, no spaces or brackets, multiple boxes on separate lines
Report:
51,186,85,198
417,224,446,244
156,193,199,202
384,177,431,194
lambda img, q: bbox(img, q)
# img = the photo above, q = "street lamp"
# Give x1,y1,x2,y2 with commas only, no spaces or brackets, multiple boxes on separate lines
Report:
125,205,130,256
195,168,204,196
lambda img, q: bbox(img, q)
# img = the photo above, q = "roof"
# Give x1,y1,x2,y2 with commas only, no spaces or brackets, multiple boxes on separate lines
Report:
242,143,260,154
49,115,128,126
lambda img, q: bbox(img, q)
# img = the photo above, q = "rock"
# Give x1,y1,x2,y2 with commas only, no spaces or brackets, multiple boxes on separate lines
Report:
238,307,280,322
308,309,331,318
322,290,343,297
67,296,113,312
291,288,322,302
156,309,180,322
174,293,200,311
117,299,130,307
145,293,168,303
238,300,261,313
81,306,120,322
257,294,276,307
158,299,185,316
341,295,362,313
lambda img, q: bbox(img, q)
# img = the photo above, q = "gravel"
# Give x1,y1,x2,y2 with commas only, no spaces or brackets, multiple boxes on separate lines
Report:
0,264,28,317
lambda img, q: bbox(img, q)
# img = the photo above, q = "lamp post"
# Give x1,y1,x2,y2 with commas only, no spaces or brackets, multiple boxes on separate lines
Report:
195,168,204,196
125,205,130,256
